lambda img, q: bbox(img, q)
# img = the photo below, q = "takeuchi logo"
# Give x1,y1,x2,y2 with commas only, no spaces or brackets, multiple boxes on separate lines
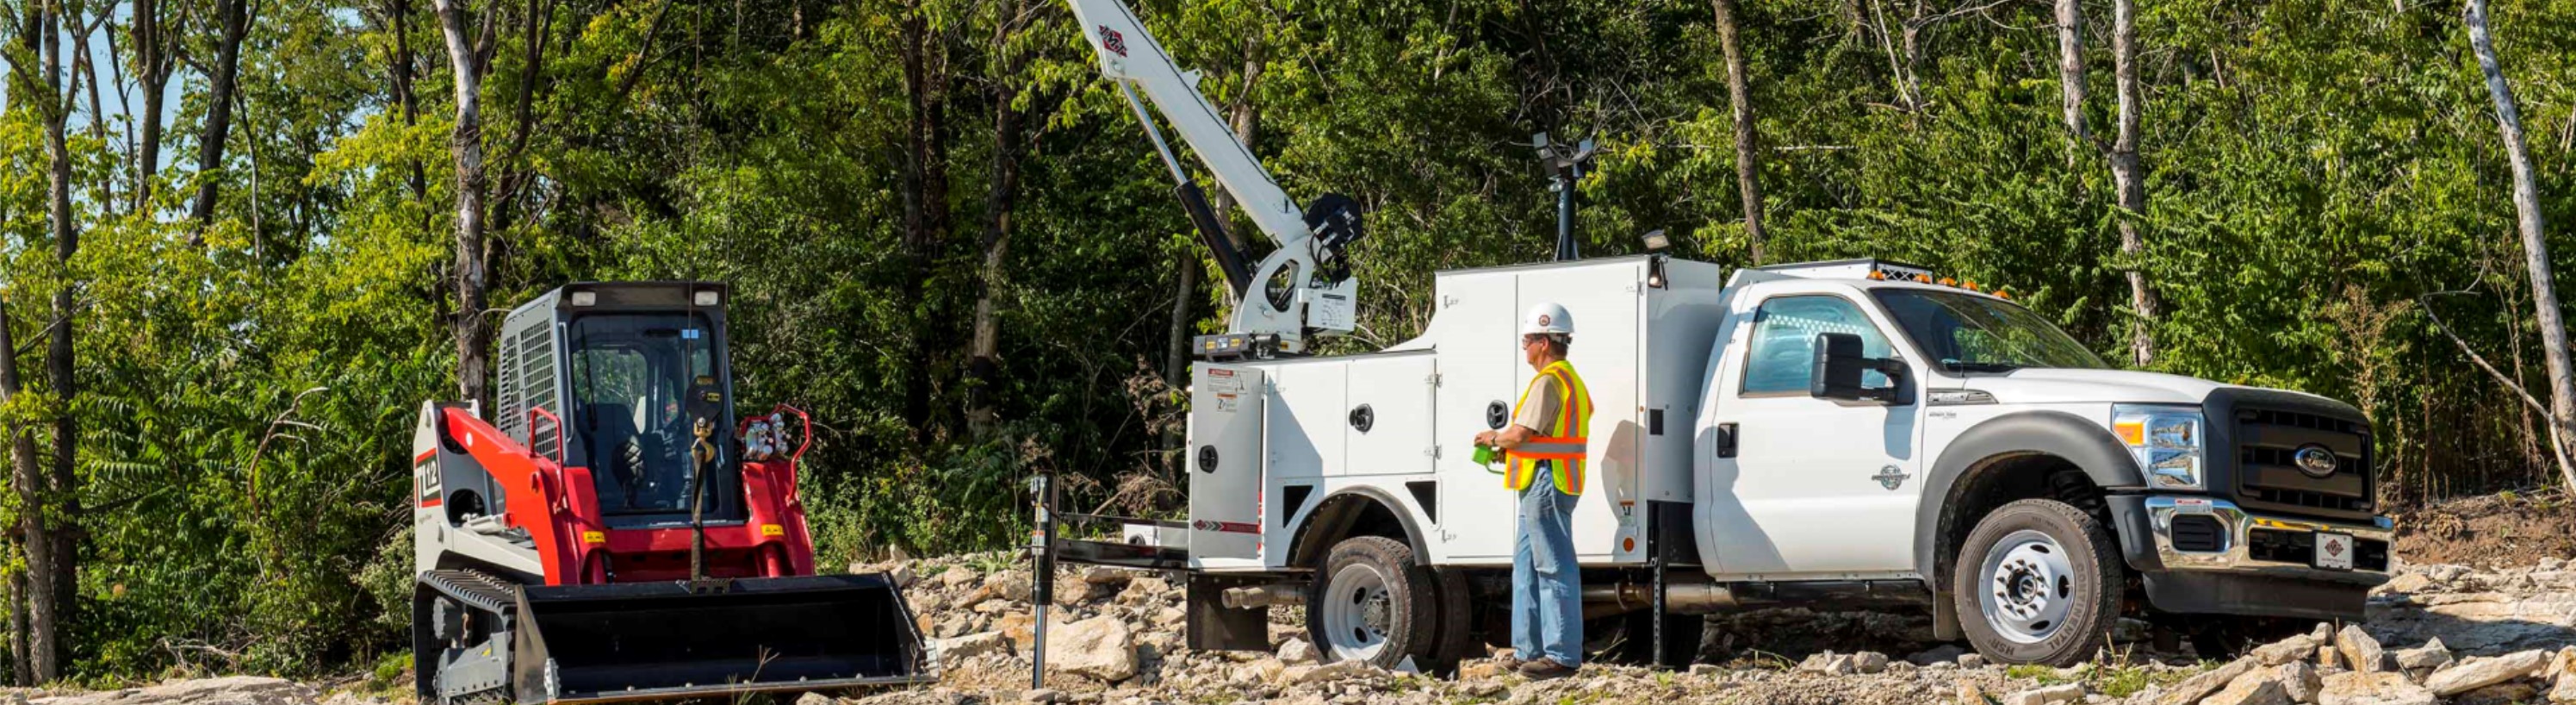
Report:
1099,26,1127,56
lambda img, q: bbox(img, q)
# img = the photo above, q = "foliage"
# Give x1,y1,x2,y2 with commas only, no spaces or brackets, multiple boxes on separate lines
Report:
0,0,2569,683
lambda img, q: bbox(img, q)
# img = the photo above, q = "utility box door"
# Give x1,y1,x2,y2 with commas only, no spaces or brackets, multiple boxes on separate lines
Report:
1189,364,1266,568
1344,354,1437,477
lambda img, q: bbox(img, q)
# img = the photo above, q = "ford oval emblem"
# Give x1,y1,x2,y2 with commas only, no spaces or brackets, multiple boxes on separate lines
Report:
2293,445,2338,478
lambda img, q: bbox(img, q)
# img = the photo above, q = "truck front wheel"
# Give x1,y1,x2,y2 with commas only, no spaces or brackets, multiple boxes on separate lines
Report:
1952,499,2122,666
1308,535,1438,669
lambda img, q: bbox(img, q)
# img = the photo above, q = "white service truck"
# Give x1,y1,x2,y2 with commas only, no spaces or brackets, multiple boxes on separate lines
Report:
1049,0,2394,671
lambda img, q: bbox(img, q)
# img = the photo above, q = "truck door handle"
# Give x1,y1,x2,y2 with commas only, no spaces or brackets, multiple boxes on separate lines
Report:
1716,423,1738,459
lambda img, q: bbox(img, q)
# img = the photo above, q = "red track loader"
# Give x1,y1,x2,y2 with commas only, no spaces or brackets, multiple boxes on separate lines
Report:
408,282,927,705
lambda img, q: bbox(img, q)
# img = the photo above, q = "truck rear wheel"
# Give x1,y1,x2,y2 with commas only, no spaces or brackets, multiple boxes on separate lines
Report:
1952,498,2121,666
1308,536,1438,669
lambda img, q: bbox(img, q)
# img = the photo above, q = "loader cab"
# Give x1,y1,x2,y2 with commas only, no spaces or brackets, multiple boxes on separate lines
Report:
491,282,744,530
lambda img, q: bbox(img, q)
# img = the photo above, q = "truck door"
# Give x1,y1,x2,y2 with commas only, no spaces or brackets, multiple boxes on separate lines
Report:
1704,291,1925,576
1189,364,1267,569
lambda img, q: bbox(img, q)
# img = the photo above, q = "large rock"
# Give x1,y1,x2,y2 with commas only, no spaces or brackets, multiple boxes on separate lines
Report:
2156,658,2255,705
1850,652,1890,675
928,631,1013,671
2367,568,2576,655
1798,651,1865,675
1044,615,1139,683
2000,683,2083,705
2256,633,2331,666
966,570,1034,606
1115,577,1169,605
1081,567,1135,586
35,677,319,705
2202,671,2290,705
1277,638,1320,665
2337,625,2387,673
2274,662,2323,703
2423,650,2550,696
2388,639,2452,673
2316,671,2436,705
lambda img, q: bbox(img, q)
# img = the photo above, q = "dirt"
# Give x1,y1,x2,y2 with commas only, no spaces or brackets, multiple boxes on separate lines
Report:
2391,490,2576,569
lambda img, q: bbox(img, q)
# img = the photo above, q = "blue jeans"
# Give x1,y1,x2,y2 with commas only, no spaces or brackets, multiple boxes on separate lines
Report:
1511,462,1581,666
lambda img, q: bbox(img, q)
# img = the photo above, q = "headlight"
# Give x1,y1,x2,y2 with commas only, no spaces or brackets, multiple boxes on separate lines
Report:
2113,404,2204,490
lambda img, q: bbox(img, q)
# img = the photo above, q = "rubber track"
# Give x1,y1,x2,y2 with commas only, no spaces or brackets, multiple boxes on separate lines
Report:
420,570,522,705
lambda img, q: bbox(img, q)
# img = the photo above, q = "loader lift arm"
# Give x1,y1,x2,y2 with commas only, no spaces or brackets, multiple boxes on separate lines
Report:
1065,0,1365,356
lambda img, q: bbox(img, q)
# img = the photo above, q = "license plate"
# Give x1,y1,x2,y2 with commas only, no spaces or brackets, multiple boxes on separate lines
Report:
2314,532,2354,571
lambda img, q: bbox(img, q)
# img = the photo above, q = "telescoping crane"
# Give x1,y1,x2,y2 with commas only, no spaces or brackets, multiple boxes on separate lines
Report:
1067,0,1367,359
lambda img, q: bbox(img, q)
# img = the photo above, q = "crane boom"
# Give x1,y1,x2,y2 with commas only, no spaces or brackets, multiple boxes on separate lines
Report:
1066,0,1363,356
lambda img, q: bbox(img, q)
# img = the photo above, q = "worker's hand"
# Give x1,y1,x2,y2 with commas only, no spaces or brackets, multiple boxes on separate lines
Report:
1474,429,1498,447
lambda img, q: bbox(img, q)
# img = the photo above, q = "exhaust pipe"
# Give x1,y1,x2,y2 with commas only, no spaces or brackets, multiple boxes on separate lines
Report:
1221,583,1306,608
1581,581,1740,619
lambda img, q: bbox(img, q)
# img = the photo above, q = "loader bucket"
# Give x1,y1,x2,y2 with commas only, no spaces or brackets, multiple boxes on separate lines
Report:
509,574,928,704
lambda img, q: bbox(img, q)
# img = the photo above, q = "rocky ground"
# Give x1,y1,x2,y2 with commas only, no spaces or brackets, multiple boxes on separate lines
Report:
37,495,2576,705
28,555,2576,705
822,552,2576,705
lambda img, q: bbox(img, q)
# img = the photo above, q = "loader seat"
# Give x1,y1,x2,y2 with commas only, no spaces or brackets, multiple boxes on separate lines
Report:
583,402,648,508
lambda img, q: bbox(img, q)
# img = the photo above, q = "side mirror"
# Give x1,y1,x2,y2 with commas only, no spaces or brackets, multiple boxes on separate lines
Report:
1810,333,1907,403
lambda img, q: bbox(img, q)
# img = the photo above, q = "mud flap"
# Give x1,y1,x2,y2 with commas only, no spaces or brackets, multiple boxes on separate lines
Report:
510,574,928,703
1184,573,1272,652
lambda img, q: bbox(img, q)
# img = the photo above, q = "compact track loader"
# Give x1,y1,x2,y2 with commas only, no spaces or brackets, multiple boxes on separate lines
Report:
408,282,927,705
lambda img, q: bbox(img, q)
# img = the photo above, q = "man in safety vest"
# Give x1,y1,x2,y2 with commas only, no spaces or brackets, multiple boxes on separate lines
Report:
1472,302,1593,680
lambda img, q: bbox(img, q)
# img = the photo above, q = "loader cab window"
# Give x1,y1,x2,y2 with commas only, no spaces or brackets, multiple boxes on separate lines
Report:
1741,295,1896,395
567,312,740,524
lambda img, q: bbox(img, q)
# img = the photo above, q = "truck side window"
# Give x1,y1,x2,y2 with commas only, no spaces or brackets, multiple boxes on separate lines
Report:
1741,295,1895,395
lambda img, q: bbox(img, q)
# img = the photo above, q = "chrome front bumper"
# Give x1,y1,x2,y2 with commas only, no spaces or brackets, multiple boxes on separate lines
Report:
2140,496,2393,585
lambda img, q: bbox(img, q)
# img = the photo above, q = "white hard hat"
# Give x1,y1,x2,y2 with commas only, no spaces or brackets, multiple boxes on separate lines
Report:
1521,303,1574,335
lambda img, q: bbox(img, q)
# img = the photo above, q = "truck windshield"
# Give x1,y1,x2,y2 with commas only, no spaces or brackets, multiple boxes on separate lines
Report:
1871,290,2107,372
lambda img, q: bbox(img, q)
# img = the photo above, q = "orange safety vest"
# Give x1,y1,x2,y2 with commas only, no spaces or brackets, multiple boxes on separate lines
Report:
1503,359,1593,496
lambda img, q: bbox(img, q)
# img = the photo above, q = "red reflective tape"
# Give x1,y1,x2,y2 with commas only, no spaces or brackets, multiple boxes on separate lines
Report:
419,496,444,508
414,449,437,464
1194,520,1261,534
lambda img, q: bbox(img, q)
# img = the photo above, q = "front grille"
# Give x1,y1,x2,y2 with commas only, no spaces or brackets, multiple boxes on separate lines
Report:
2169,515,2225,552
2241,484,2373,513
2240,409,2362,434
2233,404,2374,520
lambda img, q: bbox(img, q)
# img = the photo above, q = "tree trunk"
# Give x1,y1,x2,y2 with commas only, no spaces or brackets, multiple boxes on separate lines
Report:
2053,0,2088,165
187,0,251,234
434,0,494,408
897,2,951,441
2466,0,2576,491
2109,0,2155,366
0,300,58,686
1163,255,1200,388
7,567,23,686
131,0,171,212
1713,0,1764,264
966,0,1030,439
39,0,80,652
388,0,428,201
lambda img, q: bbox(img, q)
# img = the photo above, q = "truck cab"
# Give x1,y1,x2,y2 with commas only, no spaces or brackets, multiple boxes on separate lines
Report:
1696,260,2390,664
1150,256,2392,671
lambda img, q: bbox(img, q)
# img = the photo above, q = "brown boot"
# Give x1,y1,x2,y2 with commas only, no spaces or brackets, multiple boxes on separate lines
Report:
1517,658,1578,681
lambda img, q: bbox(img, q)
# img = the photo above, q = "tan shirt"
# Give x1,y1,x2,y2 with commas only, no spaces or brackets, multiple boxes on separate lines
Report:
1512,372,1563,436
